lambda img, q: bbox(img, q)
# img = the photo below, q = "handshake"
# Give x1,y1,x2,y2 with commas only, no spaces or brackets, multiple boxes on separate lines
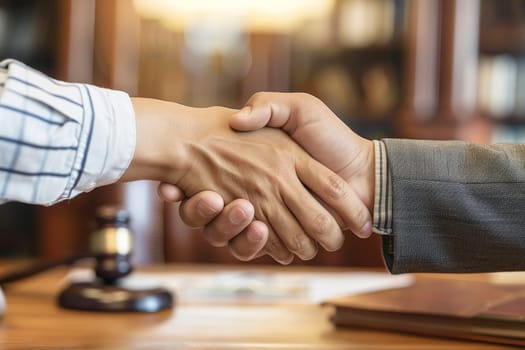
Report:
124,92,376,264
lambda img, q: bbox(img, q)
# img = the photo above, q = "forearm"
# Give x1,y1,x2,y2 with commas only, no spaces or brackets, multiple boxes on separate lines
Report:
383,138,525,273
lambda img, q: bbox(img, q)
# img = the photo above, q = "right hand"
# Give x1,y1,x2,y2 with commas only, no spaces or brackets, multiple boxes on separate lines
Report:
127,99,353,264
162,93,375,261
230,92,375,233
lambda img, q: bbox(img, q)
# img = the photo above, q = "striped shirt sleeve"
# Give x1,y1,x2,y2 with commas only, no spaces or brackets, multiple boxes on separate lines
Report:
0,59,135,205
372,140,393,235
0,68,5,97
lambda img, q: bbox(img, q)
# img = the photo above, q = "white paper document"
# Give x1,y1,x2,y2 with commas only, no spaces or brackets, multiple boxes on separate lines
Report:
65,268,414,304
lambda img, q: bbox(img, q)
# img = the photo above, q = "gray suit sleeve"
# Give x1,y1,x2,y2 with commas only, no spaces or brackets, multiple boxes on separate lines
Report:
382,138,525,273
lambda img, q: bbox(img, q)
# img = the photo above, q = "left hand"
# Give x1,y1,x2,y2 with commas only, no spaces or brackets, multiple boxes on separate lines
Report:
125,99,351,263
157,185,268,261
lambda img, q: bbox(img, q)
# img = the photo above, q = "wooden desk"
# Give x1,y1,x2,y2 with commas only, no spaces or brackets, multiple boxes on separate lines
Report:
0,264,514,349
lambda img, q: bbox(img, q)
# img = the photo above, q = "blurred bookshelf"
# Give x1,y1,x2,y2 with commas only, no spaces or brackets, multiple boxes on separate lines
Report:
0,0,61,258
290,0,407,139
477,0,525,143
391,0,525,144
293,0,525,145
292,0,525,150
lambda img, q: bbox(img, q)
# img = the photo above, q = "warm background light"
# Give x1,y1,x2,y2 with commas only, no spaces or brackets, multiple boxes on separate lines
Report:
132,0,335,32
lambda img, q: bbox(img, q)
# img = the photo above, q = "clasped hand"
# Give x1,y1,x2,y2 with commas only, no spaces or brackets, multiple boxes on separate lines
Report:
128,94,375,264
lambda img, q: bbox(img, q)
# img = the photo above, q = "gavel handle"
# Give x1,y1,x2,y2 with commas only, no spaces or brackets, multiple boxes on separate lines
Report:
0,252,94,286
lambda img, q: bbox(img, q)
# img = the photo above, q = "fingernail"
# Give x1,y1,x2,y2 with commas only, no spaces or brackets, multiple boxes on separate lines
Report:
357,221,372,238
247,228,264,242
234,106,251,119
229,207,247,225
196,200,218,218
160,185,178,201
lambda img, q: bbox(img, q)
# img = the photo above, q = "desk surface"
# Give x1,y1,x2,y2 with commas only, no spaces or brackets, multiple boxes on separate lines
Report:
0,264,515,350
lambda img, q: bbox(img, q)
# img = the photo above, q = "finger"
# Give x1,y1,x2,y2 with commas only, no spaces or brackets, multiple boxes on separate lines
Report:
201,199,255,247
281,175,344,252
298,157,373,239
263,203,318,261
157,182,185,202
263,227,295,265
179,191,225,228
228,220,268,261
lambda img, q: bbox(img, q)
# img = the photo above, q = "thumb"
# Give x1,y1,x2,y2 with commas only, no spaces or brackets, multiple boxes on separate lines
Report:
230,106,270,131
230,102,291,132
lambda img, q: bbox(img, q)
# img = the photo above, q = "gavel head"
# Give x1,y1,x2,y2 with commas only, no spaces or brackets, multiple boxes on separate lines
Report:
90,206,133,284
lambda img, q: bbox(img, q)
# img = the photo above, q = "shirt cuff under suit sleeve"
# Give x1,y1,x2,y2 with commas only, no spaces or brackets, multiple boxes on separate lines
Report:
372,139,396,272
372,140,393,235
0,59,136,205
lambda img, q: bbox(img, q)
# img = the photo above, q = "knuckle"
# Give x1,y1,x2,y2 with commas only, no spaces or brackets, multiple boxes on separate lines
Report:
324,174,348,201
284,232,318,261
295,92,320,106
265,236,282,253
296,92,313,100
251,91,267,105
313,213,333,237
287,233,307,255
265,236,293,264
312,213,343,252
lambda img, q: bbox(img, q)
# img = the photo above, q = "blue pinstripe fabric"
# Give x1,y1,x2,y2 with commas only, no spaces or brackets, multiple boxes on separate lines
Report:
6,76,82,106
0,59,135,205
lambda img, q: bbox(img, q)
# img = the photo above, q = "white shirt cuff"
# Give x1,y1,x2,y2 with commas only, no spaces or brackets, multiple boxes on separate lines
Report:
372,140,393,235
68,85,136,197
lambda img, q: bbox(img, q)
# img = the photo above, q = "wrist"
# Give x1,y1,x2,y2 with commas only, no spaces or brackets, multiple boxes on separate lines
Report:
121,98,191,183
349,138,375,215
